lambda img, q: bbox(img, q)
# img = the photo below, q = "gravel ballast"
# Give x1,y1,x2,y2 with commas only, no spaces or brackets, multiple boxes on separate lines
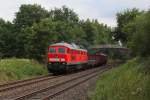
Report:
51,74,99,100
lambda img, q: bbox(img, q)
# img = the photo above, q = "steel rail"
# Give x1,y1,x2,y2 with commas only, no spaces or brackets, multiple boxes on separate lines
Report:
0,74,51,88
14,67,108,100
0,74,59,92
43,68,110,100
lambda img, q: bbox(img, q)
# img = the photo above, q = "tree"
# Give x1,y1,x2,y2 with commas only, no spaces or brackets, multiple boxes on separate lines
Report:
92,20,112,44
81,19,111,45
50,6,79,23
115,8,141,44
0,4,114,62
0,19,15,57
129,11,150,57
19,18,56,61
81,19,98,45
14,4,49,30
12,4,49,57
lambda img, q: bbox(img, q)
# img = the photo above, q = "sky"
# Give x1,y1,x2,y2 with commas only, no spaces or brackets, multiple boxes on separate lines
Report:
0,0,149,27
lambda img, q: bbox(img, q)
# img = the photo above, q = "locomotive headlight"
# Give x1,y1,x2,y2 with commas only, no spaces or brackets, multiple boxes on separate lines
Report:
62,62,65,64
61,58,65,61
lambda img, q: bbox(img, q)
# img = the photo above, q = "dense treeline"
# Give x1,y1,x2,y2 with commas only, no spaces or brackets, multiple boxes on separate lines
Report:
0,4,112,61
114,8,150,57
93,8,150,100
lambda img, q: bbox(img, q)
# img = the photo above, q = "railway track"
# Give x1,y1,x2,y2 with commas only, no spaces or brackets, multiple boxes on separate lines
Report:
0,74,59,92
42,68,109,100
0,74,50,88
0,66,111,100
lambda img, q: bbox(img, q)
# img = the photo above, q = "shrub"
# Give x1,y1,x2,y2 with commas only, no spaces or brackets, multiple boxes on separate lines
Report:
92,58,150,100
0,58,48,83
128,11,150,57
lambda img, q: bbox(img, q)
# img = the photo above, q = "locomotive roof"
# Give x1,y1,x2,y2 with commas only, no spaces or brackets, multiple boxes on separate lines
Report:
50,42,87,52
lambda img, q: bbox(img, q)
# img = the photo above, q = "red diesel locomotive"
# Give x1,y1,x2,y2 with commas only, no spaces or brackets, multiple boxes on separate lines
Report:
47,42,88,73
47,42,108,74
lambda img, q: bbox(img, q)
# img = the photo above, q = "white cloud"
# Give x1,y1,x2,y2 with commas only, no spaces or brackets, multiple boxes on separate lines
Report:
0,0,149,27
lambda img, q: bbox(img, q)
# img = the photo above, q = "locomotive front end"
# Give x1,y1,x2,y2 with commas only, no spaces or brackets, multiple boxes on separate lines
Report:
47,46,67,73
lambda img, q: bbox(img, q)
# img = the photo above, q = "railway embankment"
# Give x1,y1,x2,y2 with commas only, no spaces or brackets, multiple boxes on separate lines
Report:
0,67,109,100
92,57,150,100
0,58,48,84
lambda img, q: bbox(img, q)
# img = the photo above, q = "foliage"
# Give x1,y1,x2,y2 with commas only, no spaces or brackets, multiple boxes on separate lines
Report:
0,19,14,58
92,58,150,100
128,11,150,57
0,58,48,84
114,8,150,57
81,19,112,45
0,4,112,62
14,4,49,29
50,6,79,23
114,8,141,44
12,4,49,58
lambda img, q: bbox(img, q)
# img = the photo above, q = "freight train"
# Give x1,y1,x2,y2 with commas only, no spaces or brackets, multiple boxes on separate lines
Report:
47,42,107,74
88,48,107,67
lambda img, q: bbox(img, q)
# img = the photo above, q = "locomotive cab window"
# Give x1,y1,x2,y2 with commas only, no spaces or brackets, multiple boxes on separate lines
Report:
49,48,56,53
58,48,65,53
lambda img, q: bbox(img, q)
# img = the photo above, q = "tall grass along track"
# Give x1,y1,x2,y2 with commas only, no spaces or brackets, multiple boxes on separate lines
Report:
13,67,110,100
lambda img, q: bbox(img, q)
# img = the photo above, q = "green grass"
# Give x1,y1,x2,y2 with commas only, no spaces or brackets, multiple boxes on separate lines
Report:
0,58,48,84
92,58,150,100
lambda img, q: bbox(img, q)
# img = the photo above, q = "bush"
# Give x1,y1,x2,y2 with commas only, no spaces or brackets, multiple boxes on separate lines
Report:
92,58,150,100
138,57,150,74
0,58,48,84
128,11,150,57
